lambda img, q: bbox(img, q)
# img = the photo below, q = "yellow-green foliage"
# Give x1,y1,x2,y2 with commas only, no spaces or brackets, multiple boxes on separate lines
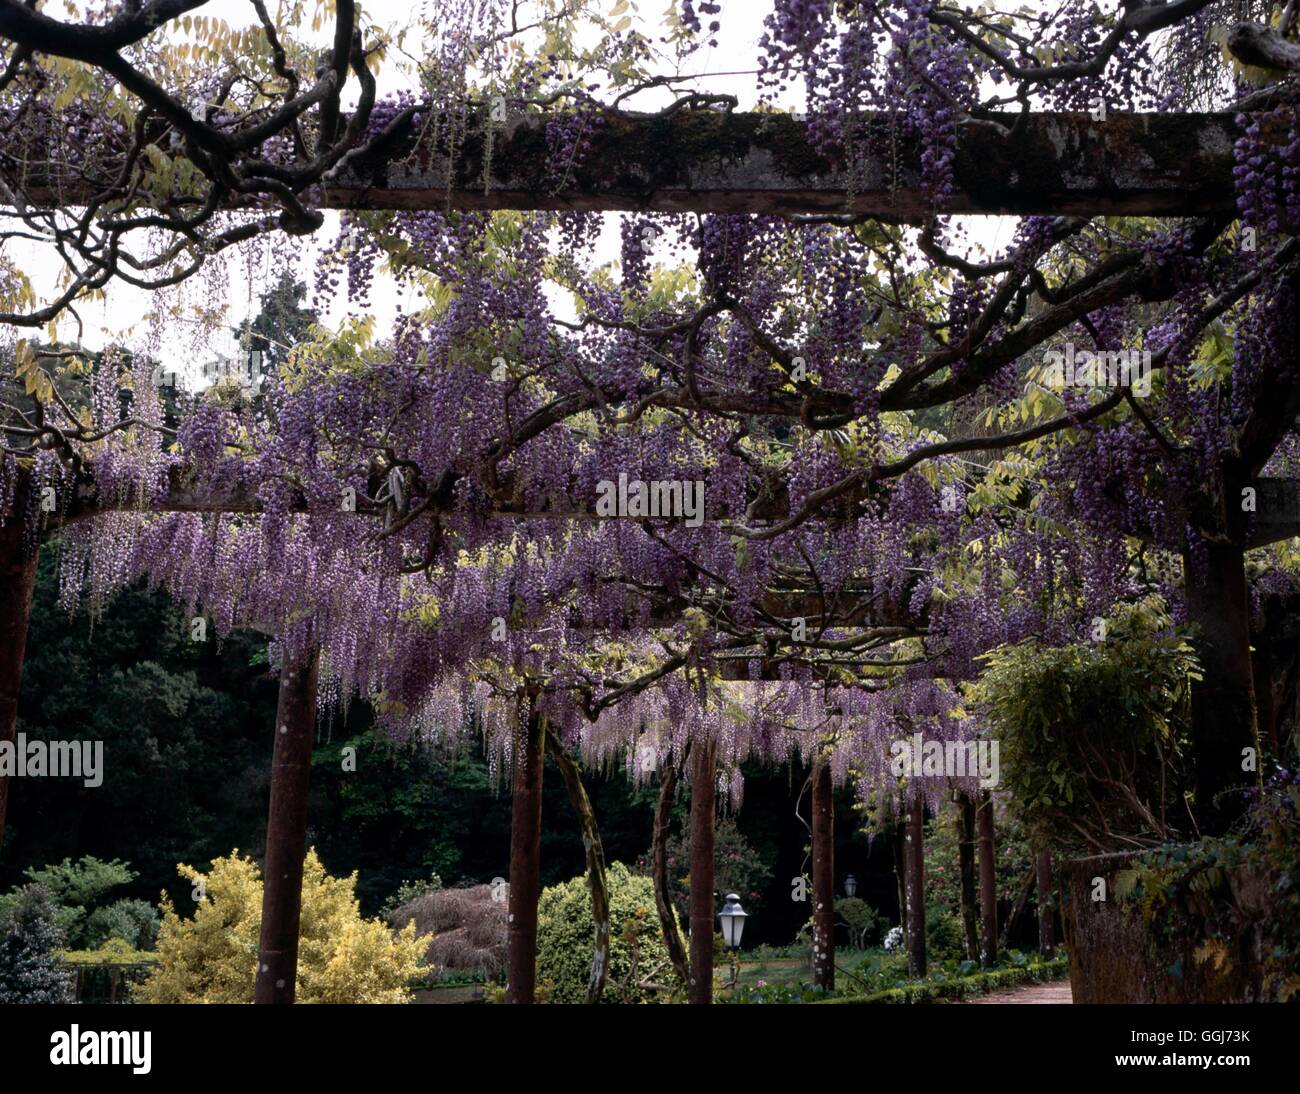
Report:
536,862,681,1004
62,938,155,965
140,850,425,1003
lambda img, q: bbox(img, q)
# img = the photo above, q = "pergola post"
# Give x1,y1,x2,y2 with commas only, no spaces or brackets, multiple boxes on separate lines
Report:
977,790,998,968
957,791,980,962
1036,850,1056,959
254,644,320,1004
505,699,545,1004
1183,540,1261,835
893,817,908,948
688,737,717,1004
904,796,926,978
0,506,36,855
811,754,835,992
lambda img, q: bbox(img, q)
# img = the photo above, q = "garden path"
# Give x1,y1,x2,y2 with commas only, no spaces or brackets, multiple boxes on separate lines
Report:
964,981,1074,1004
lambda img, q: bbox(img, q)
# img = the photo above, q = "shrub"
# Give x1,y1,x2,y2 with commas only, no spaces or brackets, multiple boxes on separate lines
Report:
970,597,1198,853
537,861,682,1003
925,798,1033,914
62,937,155,965
17,855,136,908
140,849,426,1003
389,883,506,979
84,898,160,951
62,939,157,1003
723,981,830,1004
0,885,75,1003
0,856,138,949
817,957,1070,1004
647,817,772,920
925,906,967,962
836,897,881,948
379,872,443,923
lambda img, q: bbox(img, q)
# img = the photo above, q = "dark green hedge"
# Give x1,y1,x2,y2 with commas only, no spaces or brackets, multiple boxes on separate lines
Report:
815,957,1069,1005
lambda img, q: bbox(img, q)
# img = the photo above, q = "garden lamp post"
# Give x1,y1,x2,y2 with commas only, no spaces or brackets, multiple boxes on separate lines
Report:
844,873,858,897
719,893,748,990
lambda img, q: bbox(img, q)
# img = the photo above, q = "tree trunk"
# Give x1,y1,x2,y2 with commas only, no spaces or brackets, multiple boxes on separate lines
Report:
652,744,690,990
1183,542,1260,835
1251,640,1279,758
811,754,835,992
956,791,980,962
688,737,716,1004
894,818,908,945
1035,850,1056,959
977,789,998,968
544,732,609,1004
0,511,37,856
254,645,320,1004
1267,632,1300,760
999,867,1035,953
904,797,926,978
506,701,545,1004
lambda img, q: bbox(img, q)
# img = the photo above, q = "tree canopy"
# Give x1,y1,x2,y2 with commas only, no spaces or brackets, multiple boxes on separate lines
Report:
2,0,1298,851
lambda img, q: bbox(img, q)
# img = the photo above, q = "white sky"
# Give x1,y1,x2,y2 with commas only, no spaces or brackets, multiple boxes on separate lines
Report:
11,0,1019,376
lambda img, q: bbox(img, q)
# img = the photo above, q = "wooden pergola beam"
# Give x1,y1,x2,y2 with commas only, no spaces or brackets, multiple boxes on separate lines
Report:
8,110,1261,218
59,470,1299,551
326,110,1249,219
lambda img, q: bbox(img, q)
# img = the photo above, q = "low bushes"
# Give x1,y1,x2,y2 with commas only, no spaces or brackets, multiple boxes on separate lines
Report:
0,856,160,951
62,939,158,1003
141,850,426,1003
723,981,831,1004
834,898,882,949
925,907,968,962
0,885,75,1004
536,861,682,1003
817,956,1070,1004
389,883,506,981
971,598,1198,854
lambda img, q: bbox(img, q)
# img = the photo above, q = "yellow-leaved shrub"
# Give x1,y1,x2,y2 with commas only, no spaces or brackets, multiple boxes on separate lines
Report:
140,850,425,1003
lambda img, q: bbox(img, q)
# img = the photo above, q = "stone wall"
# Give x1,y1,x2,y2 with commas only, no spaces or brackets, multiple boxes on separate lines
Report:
1060,852,1276,1003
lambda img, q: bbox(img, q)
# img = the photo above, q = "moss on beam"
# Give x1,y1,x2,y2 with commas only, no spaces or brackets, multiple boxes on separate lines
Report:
326,109,1247,218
